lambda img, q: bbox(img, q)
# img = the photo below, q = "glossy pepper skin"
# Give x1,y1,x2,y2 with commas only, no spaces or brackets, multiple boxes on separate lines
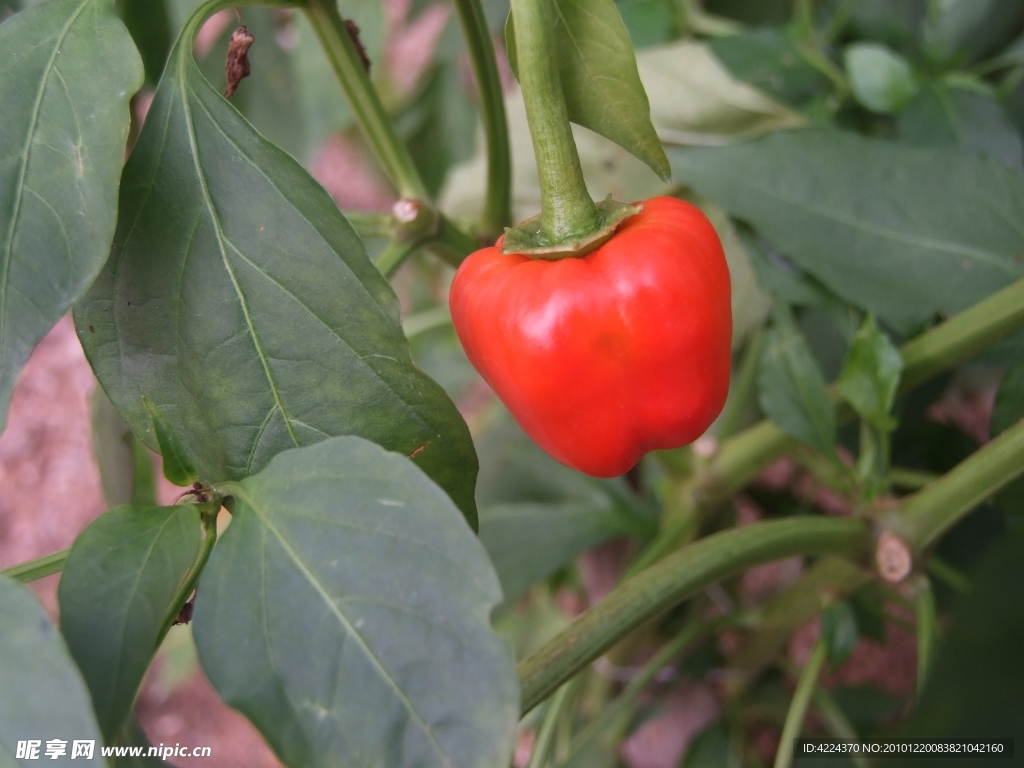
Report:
449,196,732,477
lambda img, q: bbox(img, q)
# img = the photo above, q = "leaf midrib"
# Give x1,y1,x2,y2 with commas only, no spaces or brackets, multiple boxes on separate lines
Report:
231,483,457,768
174,45,300,452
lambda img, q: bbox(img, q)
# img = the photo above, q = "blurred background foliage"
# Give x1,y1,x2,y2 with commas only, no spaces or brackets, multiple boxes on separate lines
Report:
47,0,1024,764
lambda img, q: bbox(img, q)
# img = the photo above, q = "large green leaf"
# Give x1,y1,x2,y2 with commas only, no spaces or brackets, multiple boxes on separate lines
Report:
758,305,836,455
505,0,670,180
75,6,478,523
0,0,143,431
897,83,1023,169
0,575,105,760
58,504,208,742
193,436,518,768
670,130,1024,333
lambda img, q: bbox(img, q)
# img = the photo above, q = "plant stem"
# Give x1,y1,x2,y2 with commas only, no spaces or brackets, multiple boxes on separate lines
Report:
774,634,828,768
509,0,598,242
557,617,725,766
156,503,220,642
705,277,1024,504
375,238,421,278
428,214,481,268
1,548,70,583
344,211,396,239
896,416,1024,552
913,576,937,698
528,681,576,768
813,688,869,768
451,0,512,237
402,305,452,338
518,517,870,714
889,467,939,490
927,555,970,594
304,0,426,199
900,277,1024,391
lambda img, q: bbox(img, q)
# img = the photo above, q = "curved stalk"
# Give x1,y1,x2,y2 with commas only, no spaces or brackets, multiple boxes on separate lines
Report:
774,634,829,768
510,0,598,242
375,238,421,277
517,517,870,714
155,502,220,642
451,0,512,237
1,548,70,583
896,416,1024,552
304,0,426,199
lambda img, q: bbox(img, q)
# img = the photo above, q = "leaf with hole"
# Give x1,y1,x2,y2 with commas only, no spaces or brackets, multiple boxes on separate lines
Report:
505,0,670,180
0,0,143,431
192,436,518,768
75,5,478,524
58,504,210,742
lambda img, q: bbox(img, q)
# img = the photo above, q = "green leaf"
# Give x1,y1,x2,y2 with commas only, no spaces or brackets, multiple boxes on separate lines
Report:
710,29,828,107
0,0,143,431
638,41,805,146
58,504,209,742
758,305,836,455
844,42,919,114
192,436,518,768
897,83,1023,169
992,362,1024,436
76,7,479,525
120,0,172,86
669,130,1024,334
476,415,654,605
615,0,675,49
0,575,105,758
878,527,1024,760
505,0,671,180
922,0,1024,65
837,315,902,432
143,397,199,487
820,601,859,668
93,387,158,508
682,721,732,768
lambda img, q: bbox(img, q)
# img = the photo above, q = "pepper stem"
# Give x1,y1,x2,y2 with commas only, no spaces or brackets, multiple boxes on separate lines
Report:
510,0,599,243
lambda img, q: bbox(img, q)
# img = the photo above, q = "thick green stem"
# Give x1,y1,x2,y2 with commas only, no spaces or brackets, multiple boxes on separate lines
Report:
510,0,598,242
896,416,1024,552
304,0,426,199
518,517,870,714
451,0,512,237
774,635,829,768
1,548,70,583
704,277,1024,504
